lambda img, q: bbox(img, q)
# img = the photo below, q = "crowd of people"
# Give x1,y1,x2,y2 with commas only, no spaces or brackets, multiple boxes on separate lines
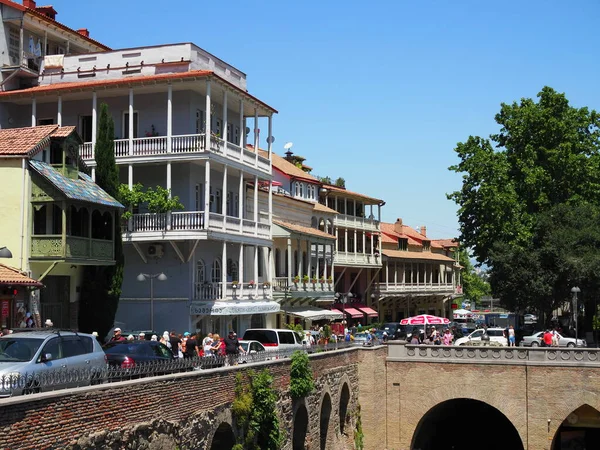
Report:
108,328,246,365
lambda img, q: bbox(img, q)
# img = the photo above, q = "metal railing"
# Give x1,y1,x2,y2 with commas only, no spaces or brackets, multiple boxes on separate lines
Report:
0,343,357,398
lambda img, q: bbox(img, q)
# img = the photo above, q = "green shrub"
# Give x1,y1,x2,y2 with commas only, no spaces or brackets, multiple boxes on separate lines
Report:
289,351,314,399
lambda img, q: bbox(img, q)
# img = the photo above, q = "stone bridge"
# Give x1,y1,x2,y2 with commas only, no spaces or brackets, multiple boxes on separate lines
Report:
2,344,599,450
0,346,386,450
386,342,600,450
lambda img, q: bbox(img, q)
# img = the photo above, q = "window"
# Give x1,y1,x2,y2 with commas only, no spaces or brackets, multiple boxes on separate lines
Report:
423,240,431,251
79,115,93,142
227,258,238,282
226,192,238,216
210,187,222,214
40,337,62,361
38,118,54,126
234,126,240,145
215,118,222,136
196,260,206,284
62,337,86,357
277,331,296,344
294,182,300,197
227,123,233,142
211,259,221,283
398,238,408,251
122,111,139,139
8,28,19,65
258,247,263,277
152,343,172,358
195,109,205,134
299,183,304,198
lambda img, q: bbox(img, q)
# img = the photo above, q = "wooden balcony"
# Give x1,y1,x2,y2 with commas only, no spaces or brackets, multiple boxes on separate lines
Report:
333,214,379,232
127,211,270,240
334,251,381,267
272,277,335,298
30,235,114,262
79,134,271,174
375,282,456,296
193,282,272,301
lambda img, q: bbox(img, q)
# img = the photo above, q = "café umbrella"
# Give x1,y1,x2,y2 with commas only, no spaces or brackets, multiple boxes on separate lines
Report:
400,314,450,328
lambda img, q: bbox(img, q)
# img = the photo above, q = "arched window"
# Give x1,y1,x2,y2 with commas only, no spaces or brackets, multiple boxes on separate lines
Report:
196,259,206,284
294,182,300,197
327,219,334,235
299,183,304,198
227,258,238,282
211,259,221,283
311,216,318,229
319,218,326,232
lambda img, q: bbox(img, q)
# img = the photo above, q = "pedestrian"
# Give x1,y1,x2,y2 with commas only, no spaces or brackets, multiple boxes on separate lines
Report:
109,328,125,343
410,333,420,345
183,332,198,358
507,325,516,347
211,334,224,357
44,319,53,328
203,333,215,356
169,331,180,354
443,329,453,346
138,332,146,341
223,330,245,366
542,329,553,347
151,334,158,341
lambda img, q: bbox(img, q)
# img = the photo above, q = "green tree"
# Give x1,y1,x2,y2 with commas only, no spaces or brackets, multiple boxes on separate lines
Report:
448,87,600,315
79,103,124,338
458,248,491,307
289,351,314,399
335,177,346,188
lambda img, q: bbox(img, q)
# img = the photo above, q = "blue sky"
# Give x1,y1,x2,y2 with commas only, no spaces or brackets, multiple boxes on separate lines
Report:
55,0,600,238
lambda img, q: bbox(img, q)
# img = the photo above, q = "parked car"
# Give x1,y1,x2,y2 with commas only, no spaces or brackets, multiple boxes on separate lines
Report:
520,331,586,348
524,314,538,323
454,328,508,346
242,329,304,352
103,340,175,368
381,323,407,340
238,340,270,363
0,330,107,397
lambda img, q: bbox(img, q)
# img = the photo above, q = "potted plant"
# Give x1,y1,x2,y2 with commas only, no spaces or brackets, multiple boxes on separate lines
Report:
231,281,239,289
262,281,271,289
293,275,300,284
319,276,326,284
327,275,333,284
302,275,309,284
248,280,255,288
311,277,318,284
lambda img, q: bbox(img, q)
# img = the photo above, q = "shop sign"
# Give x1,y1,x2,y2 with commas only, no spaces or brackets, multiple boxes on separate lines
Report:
190,301,280,316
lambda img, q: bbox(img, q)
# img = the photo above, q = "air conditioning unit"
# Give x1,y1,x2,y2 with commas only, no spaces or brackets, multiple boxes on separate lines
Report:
147,244,164,259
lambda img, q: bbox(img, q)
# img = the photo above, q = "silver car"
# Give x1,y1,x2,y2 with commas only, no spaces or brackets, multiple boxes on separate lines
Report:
520,331,586,348
0,330,106,397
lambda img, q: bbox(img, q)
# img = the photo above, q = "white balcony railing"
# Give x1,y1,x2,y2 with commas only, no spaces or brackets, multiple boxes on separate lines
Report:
194,281,272,301
334,252,381,266
79,134,270,173
375,282,455,294
333,214,379,232
127,211,270,238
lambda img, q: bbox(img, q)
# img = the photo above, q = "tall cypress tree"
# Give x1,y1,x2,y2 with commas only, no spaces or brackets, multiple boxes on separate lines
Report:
79,103,124,338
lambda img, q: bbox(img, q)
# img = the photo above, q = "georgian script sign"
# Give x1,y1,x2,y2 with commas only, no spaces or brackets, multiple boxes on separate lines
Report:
189,301,280,316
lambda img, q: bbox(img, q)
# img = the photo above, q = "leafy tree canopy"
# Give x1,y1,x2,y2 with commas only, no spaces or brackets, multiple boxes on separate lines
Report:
458,248,491,306
449,87,600,266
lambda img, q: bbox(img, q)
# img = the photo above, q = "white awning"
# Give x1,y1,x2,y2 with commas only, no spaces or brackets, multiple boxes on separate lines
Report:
283,306,344,321
190,301,280,316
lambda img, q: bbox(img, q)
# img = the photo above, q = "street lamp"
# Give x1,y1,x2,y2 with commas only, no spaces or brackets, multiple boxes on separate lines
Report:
0,247,13,258
571,286,581,344
137,272,167,331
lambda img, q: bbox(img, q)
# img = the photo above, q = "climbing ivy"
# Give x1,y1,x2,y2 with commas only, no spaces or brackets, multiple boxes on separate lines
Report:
118,183,184,220
289,351,314,399
354,404,364,450
232,369,283,450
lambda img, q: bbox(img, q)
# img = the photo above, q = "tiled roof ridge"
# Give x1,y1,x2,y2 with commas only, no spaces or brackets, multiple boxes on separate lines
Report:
0,124,59,156
0,263,43,286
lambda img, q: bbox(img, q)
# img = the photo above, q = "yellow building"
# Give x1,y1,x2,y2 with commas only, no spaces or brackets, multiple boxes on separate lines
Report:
0,125,122,328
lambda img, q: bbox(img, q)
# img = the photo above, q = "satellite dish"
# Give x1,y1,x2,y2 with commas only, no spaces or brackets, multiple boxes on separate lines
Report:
245,127,250,135
267,136,275,144
284,142,293,150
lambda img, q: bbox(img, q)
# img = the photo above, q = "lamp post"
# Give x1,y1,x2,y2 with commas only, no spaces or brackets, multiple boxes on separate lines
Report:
137,272,167,331
0,247,13,258
571,286,581,344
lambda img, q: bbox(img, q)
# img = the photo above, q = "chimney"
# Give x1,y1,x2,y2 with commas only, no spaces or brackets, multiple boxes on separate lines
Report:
394,218,403,234
284,150,294,162
77,28,90,38
23,0,36,8
421,225,427,237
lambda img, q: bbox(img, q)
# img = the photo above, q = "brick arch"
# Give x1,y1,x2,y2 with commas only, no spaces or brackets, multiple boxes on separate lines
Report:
397,378,527,448
551,403,600,450
319,390,333,450
292,398,310,450
205,410,236,450
336,373,353,433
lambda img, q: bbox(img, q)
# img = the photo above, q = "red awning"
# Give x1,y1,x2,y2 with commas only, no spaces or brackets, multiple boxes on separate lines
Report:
330,308,344,315
343,307,363,318
358,307,378,318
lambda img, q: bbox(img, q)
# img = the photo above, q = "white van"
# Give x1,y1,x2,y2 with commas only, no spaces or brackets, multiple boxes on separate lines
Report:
242,329,304,351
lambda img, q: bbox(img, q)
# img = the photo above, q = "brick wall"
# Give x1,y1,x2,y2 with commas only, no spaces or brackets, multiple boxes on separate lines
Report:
0,348,364,450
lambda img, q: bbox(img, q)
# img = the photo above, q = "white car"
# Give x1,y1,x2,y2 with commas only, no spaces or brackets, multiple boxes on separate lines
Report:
524,314,538,323
521,331,586,348
454,328,508,346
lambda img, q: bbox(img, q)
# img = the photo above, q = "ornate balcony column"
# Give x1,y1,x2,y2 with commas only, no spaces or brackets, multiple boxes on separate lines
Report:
205,80,211,150
91,91,97,176
222,165,228,230
344,228,348,256
222,90,228,147
287,238,292,286
204,161,211,227
307,240,312,279
221,242,227,299
385,260,389,289
298,239,303,278
267,114,273,160
254,109,259,166
239,99,244,148
253,245,258,291
167,83,173,153
57,95,62,126
315,243,320,280
239,244,244,297
238,170,244,233
323,241,328,282
128,89,134,155
31,97,36,127
253,175,258,236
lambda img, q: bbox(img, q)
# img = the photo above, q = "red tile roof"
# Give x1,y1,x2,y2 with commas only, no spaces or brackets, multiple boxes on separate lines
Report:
323,184,383,204
0,0,110,51
273,219,336,240
432,238,459,248
0,70,277,113
271,152,318,181
0,263,43,287
382,249,455,262
0,125,77,156
380,222,422,246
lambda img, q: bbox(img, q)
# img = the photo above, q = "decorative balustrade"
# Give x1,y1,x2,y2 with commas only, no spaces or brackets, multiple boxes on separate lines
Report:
387,342,600,366
127,211,269,239
194,282,222,301
31,236,114,261
376,282,455,294
79,134,269,173
273,277,289,292
334,252,381,266
333,214,379,232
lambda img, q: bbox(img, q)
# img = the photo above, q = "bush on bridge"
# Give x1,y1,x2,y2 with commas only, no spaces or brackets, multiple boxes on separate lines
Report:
289,350,315,399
